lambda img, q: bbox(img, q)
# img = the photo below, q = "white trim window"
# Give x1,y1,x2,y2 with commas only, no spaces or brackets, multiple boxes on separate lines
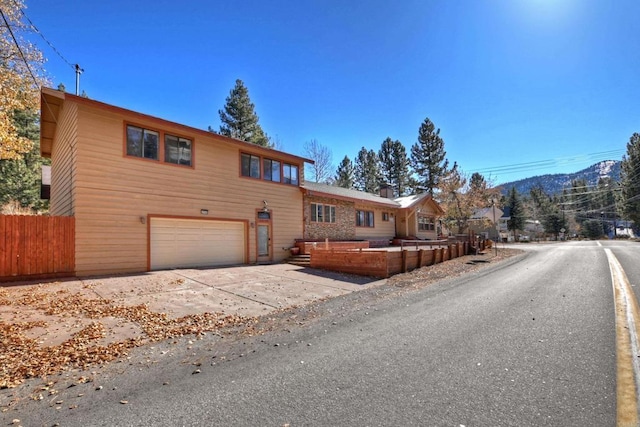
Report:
418,215,435,231
311,203,336,223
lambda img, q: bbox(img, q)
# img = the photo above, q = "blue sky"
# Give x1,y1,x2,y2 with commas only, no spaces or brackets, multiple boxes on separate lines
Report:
26,0,638,184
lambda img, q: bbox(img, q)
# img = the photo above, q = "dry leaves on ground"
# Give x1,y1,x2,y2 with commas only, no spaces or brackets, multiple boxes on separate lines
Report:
0,285,256,389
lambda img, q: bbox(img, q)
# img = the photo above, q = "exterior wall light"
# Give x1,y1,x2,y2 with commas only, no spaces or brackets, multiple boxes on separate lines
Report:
201,209,209,215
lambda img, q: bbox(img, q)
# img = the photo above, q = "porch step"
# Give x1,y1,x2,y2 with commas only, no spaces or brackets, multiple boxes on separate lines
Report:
287,254,311,266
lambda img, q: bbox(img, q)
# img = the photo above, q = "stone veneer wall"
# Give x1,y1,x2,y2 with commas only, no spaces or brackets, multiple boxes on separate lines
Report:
304,196,356,240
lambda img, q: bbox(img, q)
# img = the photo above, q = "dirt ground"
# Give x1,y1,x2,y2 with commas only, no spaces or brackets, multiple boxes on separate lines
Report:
0,248,522,396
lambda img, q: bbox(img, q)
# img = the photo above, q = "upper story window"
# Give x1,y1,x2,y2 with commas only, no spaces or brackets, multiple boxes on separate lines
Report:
164,134,192,166
240,152,299,186
311,203,336,223
241,153,261,178
356,210,374,228
127,125,159,160
125,124,192,167
283,163,299,185
263,158,281,182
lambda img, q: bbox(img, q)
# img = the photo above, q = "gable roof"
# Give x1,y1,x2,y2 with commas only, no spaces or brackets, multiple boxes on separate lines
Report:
39,87,313,166
471,207,504,221
302,182,445,215
395,192,446,215
302,181,399,208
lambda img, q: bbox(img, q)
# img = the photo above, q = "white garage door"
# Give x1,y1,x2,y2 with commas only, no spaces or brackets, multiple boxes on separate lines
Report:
150,218,245,270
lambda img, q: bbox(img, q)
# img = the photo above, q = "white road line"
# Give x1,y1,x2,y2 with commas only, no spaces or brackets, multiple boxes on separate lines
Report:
606,248,640,426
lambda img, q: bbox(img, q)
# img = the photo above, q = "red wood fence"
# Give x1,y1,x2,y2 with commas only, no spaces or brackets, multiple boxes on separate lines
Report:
0,215,75,281
310,242,469,279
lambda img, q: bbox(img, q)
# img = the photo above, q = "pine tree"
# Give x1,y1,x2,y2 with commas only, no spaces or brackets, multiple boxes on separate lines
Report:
334,155,355,189
621,132,640,226
507,187,525,241
0,110,48,211
530,185,566,239
217,79,270,147
468,172,491,208
378,137,411,197
410,118,449,196
354,147,380,194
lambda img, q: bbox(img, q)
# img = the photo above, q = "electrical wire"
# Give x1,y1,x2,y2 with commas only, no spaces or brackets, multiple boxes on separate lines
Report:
0,7,39,88
13,0,75,70
477,149,626,178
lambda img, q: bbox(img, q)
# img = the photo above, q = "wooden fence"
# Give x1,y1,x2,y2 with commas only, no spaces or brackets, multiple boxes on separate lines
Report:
310,242,469,278
0,215,75,281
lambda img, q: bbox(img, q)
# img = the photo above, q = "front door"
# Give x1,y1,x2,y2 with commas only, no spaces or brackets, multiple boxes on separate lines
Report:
258,224,270,257
256,210,272,263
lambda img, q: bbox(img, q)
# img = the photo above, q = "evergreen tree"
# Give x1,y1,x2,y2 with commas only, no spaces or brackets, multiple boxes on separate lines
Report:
582,219,604,239
217,79,271,147
621,132,640,226
530,185,566,239
354,147,380,194
378,137,411,197
0,110,48,211
507,187,525,241
468,172,491,208
541,211,566,240
410,117,449,196
334,155,355,189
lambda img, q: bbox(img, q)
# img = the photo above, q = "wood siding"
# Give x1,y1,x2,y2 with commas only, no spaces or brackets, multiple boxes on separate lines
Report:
0,215,75,281
354,204,396,240
49,102,77,217
64,103,303,276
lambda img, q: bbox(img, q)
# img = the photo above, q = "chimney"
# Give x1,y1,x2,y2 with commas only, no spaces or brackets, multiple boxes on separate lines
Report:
379,183,394,199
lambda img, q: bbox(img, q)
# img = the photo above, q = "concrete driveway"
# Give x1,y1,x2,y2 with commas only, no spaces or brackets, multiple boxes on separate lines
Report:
83,263,386,318
1,263,387,348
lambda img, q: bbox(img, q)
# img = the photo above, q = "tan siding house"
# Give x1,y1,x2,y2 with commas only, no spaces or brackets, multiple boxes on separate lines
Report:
40,88,311,276
302,182,444,243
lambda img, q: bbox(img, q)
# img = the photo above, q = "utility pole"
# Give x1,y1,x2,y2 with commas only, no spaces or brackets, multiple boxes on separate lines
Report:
492,199,498,256
75,64,84,96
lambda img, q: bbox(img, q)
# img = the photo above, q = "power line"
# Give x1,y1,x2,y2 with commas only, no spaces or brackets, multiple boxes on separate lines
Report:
476,149,626,177
0,7,39,87
14,0,75,70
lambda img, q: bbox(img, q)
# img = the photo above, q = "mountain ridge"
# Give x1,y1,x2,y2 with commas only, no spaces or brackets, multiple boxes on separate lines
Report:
498,160,621,196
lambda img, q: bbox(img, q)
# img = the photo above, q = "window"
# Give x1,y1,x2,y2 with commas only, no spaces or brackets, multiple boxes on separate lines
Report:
382,212,390,222
126,125,159,160
125,124,193,167
240,153,300,186
283,163,299,185
311,203,336,223
418,215,435,231
164,134,192,166
356,210,374,227
263,158,281,182
241,153,261,178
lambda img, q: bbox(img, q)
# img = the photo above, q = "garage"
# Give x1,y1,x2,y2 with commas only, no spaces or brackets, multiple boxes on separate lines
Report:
150,217,246,270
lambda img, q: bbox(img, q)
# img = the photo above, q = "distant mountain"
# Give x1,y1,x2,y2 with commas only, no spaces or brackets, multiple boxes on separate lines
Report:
499,160,621,196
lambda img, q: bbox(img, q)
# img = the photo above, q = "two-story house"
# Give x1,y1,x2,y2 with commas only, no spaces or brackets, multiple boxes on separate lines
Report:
40,88,311,276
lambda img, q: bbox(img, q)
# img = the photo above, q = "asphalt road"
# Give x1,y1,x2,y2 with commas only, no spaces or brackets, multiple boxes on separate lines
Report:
7,240,640,427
